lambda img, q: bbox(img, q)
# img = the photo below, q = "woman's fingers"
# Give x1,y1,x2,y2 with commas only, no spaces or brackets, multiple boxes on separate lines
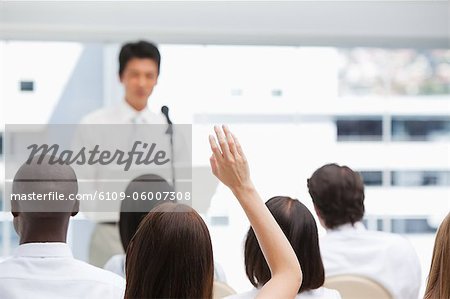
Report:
232,132,246,159
214,125,233,161
210,125,244,160
209,134,223,161
222,125,238,157
209,125,252,190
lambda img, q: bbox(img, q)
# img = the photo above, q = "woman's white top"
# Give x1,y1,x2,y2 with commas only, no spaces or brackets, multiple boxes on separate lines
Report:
225,287,341,299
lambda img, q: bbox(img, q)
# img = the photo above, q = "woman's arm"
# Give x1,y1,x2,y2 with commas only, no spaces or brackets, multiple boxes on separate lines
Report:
209,125,302,299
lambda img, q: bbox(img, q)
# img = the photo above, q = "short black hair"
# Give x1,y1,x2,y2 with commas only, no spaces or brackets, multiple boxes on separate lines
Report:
119,174,174,251
244,196,325,293
307,163,365,229
118,40,161,77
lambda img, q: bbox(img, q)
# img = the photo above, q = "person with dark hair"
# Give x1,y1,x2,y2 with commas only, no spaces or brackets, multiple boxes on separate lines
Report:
81,40,164,125
124,126,302,299
307,163,421,299
0,156,125,299
118,174,174,252
103,173,228,282
119,40,161,80
125,202,214,298
78,40,173,267
227,196,341,299
103,174,174,277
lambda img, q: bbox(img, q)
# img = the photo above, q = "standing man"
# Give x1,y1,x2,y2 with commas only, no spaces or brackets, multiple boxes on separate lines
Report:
79,41,168,267
307,163,421,299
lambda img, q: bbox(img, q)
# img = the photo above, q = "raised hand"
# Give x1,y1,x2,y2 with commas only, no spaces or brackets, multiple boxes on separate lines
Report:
209,125,253,193
208,125,302,299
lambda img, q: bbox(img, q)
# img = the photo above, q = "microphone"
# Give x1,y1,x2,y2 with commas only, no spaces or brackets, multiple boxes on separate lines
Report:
161,106,172,125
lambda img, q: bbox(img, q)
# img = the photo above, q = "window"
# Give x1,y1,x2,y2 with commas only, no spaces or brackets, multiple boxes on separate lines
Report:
391,218,437,234
363,218,384,231
339,48,450,96
392,117,450,141
19,81,34,92
336,118,383,141
0,42,448,290
364,217,437,234
359,171,383,186
392,171,450,186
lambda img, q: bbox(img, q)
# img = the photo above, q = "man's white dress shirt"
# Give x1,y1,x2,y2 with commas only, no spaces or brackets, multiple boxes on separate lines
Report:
0,242,125,299
75,101,190,223
320,222,421,299
80,100,167,125
75,101,191,266
76,101,169,220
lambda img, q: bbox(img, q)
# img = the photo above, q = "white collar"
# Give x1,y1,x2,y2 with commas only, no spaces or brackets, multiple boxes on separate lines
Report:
13,242,73,258
119,100,159,124
121,100,148,115
327,221,366,233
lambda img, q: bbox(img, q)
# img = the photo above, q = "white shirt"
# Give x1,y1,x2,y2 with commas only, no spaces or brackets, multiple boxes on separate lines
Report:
225,287,341,299
103,254,125,278
320,222,421,299
0,243,125,299
80,100,167,125
76,101,190,222
104,253,228,283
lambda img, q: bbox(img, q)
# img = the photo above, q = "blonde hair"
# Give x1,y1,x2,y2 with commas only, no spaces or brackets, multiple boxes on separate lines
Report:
424,213,450,299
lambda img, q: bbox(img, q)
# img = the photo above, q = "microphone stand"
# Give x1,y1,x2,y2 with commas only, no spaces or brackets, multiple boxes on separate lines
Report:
162,106,176,190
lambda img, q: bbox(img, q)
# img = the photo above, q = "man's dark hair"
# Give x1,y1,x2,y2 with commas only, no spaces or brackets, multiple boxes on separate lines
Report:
118,40,161,77
119,174,174,251
307,163,365,229
244,196,325,293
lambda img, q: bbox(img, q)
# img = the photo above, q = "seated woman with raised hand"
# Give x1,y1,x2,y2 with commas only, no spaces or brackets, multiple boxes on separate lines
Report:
123,125,302,299
227,196,341,299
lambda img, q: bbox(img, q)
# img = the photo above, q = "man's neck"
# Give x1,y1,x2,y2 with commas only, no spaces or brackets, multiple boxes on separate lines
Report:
19,218,69,244
125,98,147,112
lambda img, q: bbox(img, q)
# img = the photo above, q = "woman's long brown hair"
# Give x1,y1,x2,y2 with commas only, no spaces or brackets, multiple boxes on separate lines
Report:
424,213,450,299
124,202,214,299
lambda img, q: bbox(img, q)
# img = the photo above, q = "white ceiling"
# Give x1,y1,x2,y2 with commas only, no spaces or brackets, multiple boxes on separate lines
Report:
0,1,448,47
